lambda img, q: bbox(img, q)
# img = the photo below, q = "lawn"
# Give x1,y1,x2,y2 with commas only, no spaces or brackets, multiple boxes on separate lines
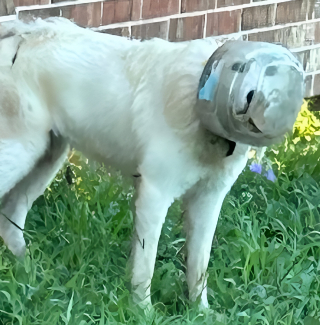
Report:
1,101,320,324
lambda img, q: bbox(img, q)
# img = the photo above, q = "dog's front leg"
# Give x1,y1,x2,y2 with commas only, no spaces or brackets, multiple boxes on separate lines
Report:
183,183,231,308
130,177,174,307
184,144,249,308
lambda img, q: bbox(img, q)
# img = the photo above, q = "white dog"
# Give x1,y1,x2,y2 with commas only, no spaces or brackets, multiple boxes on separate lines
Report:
0,18,304,308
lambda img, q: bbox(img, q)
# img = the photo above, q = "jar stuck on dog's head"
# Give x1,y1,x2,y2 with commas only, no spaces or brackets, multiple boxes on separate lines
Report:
196,41,305,147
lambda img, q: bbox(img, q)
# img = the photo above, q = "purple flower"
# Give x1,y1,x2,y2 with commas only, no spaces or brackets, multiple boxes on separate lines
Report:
264,169,276,182
250,163,262,174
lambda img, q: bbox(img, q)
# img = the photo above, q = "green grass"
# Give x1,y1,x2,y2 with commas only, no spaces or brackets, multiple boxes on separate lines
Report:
1,103,320,324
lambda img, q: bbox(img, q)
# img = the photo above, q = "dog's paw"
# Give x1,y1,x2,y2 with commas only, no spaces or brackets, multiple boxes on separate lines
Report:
132,285,153,311
133,294,152,310
6,233,26,258
9,242,26,258
199,286,210,309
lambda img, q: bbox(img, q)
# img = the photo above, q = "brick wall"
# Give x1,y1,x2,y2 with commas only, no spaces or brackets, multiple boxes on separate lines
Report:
0,0,319,97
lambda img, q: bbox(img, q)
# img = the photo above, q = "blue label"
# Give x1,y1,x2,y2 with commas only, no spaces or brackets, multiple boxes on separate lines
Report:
198,72,218,102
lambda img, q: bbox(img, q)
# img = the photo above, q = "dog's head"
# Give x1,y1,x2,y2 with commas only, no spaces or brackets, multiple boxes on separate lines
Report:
196,41,305,147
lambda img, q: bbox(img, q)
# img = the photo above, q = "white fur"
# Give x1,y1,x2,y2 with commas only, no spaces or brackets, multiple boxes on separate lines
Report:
0,18,251,307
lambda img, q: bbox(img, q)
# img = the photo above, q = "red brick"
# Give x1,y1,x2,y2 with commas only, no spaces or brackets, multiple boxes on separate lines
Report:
306,22,320,45
102,0,131,25
248,30,281,44
304,75,313,97
52,0,75,2
19,7,60,21
308,0,318,19
294,50,310,71
313,2,320,19
248,23,317,49
217,0,249,8
206,10,240,37
242,5,275,31
169,15,204,42
313,74,320,96
315,22,320,44
100,27,130,37
308,48,320,73
276,0,308,25
0,0,15,15
62,3,102,28
131,21,168,40
142,0,179,19
131,0,141,20
181,0,215,13
14,0,49,5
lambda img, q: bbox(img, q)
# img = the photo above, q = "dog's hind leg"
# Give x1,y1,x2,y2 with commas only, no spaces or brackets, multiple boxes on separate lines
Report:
0,132,68,256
